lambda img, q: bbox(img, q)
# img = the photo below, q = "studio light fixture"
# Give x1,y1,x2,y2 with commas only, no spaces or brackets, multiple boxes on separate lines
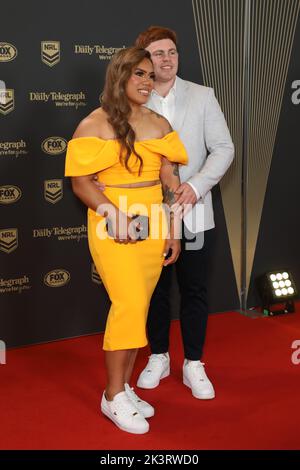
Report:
257,270,298,316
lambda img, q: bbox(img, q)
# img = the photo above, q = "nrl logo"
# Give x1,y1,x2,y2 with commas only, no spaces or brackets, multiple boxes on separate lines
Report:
41,41,60,67
0,89,14,115
0,228,18,254
44,179,63,204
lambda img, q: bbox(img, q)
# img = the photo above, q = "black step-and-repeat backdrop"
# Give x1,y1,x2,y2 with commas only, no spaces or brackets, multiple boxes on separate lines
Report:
1,0,300,347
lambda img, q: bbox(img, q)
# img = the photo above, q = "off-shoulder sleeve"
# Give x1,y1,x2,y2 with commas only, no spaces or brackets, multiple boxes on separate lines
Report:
139,131,188,165
64,137,119,176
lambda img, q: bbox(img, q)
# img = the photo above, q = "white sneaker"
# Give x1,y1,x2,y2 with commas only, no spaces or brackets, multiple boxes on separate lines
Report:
183,360,215,399
101,390,149,434
137,353,170,389
125,383,155,418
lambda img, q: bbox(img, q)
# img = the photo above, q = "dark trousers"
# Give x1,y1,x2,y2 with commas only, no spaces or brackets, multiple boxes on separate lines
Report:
147,226,215,360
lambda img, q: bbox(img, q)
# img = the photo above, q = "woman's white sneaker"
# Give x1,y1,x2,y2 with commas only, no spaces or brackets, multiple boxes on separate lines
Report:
124,383,155,418
137,353,170,389
183,360,215,399
101,391,149,434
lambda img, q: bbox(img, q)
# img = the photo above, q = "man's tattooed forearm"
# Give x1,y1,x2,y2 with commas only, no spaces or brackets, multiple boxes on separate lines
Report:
172,163,179,176
163,184,176,205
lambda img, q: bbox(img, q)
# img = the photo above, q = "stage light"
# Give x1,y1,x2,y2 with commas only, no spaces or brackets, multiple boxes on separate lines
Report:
257,270,298,316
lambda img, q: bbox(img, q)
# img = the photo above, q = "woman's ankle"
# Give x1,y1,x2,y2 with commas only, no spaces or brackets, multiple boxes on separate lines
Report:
105,385,125,401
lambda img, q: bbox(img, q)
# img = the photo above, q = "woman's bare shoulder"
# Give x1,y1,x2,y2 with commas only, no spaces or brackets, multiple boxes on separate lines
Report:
143,107,173,137
72,108,115,140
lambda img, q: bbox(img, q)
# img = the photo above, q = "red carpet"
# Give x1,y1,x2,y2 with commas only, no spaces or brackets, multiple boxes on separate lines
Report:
1,309,300,450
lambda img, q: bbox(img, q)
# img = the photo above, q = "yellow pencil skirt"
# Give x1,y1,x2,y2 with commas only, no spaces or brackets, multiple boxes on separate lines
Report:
87,183,168,351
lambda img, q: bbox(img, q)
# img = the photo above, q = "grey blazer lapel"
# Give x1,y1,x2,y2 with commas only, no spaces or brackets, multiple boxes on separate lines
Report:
173,76,189,131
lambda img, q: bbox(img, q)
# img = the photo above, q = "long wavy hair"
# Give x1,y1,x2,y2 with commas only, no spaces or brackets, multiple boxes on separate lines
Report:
101,47,153,175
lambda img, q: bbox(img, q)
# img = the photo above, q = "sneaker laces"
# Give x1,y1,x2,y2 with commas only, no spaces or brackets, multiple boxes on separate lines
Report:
187,361,208,382
146,354,167,371
126,385,143,404
112,393,140,418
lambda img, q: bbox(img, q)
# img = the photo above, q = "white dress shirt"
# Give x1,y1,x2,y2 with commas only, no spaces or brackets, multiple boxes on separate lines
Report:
150,77,200,201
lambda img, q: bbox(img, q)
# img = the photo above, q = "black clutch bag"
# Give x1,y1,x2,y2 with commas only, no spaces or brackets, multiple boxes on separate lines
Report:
106,214,149,241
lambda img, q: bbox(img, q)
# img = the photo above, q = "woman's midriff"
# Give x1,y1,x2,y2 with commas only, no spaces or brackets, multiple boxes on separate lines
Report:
105,179,160,188
88,182,168,239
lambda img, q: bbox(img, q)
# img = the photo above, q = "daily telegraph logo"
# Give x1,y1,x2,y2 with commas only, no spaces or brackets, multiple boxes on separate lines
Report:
74,44,125,61
41,41,60,67
0,275,31,294
29,91,86,109
0,228,18,254
91,263,102,285
44,179,63,204
0,185,22,204
44,269,70,287
33,224,87,241
0,89,14,115
42,137,67,155
0,42,17,62
0,140,28,158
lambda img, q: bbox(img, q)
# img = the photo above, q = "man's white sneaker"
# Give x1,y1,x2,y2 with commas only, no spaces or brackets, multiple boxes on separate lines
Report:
101,390,149,434
137,353,170,389
183,360,215,399
125,383,154,418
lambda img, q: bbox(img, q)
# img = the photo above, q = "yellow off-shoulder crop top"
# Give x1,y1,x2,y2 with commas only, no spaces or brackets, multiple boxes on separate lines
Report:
65,131,188,185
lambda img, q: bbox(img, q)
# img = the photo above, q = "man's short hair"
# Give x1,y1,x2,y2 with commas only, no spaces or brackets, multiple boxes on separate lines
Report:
135,26,178,49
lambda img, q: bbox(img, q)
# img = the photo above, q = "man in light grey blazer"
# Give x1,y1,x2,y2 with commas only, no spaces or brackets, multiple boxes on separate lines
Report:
135,26,234,399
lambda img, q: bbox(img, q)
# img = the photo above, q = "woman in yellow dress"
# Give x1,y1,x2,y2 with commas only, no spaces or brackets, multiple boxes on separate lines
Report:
65,47,188,434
